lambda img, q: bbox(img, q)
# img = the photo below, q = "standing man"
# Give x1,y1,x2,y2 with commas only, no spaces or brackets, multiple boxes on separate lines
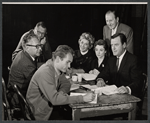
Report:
12,21,52,63
7,32,42,108
96,33,142,97
26,45,95,120
103,10,133,55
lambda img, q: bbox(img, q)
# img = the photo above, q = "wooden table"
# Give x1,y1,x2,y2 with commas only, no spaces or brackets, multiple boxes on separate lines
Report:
69,81,141,120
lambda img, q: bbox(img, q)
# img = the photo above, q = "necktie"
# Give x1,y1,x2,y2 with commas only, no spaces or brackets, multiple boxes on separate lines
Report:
116,57,119,71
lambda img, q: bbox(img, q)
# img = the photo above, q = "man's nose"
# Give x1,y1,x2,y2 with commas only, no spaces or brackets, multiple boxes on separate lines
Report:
112,45,115,50
107,21,110,25
68,64,71,69
39,46,42,51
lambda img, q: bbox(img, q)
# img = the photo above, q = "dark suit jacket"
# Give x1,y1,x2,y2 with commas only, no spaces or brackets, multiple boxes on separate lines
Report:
103,23,133,54
12,29,52,62
96,51,142,97
90,56,108,73
7,51,37,107
71,49,95,73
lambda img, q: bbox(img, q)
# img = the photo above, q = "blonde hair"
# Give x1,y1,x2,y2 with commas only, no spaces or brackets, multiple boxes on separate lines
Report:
78,32,95,49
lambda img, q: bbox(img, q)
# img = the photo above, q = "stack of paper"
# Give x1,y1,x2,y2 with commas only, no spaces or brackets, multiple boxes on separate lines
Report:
81,84,98,90
70,83,80,91
99,85,119,95
80,84,119,95
76,73,97,81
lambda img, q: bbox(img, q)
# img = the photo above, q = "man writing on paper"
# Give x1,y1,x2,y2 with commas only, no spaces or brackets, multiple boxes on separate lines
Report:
26,45,95,120
96,33,142,97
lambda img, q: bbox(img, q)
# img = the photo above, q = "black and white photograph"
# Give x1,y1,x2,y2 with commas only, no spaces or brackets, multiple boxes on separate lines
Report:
2,2,148,121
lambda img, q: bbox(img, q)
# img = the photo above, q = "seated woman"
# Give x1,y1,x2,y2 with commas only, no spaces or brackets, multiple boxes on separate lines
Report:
89,39,108,76
71,32,95,73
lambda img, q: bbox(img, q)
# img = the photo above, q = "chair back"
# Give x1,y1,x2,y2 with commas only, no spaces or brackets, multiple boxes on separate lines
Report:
13,84,35,120
136,73,148,119
141,73,148,98
2,78,12,120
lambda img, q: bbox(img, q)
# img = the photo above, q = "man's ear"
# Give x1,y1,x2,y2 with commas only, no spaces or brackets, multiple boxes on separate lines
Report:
123,42,127,49
55,56,60,63
117,17,119,23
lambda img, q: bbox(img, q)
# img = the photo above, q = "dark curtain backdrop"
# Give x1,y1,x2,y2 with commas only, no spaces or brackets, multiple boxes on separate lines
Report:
2,4,147,83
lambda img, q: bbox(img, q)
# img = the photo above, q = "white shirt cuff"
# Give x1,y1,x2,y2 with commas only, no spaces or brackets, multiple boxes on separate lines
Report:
126,86,131,94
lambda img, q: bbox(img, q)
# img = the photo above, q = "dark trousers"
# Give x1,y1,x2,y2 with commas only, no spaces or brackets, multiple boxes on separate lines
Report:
49,105,72,120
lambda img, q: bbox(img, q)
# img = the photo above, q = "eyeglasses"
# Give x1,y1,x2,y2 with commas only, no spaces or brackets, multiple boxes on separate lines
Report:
37,30,47,36
26,44,43,49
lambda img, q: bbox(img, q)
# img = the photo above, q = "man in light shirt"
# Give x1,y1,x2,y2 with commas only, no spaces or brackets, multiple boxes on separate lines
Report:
96,33,142,97
103,10,134,56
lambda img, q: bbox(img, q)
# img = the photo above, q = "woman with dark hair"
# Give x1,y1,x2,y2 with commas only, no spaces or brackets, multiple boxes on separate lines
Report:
89,39,108,76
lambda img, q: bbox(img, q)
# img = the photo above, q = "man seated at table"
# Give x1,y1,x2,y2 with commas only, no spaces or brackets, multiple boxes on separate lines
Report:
26,45,95,120
96,33,142,97
7,32,42,108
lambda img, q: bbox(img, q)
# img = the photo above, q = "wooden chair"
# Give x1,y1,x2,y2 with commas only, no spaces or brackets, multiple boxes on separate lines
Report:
137,73,148,119
2,78,12,120
13,84,35,120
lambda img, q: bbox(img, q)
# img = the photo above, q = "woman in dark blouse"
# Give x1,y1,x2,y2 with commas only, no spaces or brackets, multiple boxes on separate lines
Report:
89,39,108,76
71,32,95,73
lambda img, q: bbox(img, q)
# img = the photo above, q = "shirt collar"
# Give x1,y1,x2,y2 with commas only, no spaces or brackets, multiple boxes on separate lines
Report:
111,23,119,36
53,62,61,77
117,50,126,60
25,51,35,61
29,55,35,61
80,50,88,55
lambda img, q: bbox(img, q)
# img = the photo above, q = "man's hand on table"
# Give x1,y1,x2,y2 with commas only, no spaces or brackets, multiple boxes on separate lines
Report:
116,86,129,94
96,78,106,87
83,92,96,102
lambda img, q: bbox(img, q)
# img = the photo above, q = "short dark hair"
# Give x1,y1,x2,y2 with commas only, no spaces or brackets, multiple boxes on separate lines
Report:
111,33,127,44
23,31,38,44
35,21,46,29
52,45,74,60
106,10,119,19
94,39,108,51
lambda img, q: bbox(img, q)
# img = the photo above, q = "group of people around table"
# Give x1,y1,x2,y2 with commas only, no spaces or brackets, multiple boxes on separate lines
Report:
7,10,142,120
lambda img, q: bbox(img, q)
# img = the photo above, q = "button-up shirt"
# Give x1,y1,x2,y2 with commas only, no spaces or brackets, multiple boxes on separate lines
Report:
117,50,131,94
111,23,119,36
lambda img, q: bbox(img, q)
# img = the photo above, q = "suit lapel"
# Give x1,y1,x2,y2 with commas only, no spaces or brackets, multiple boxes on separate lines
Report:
116,23,121,34
24,51,37,67
108,29,112,40
118,51,128,72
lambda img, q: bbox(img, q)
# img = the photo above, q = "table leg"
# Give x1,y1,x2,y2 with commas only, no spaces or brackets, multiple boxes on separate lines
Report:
72,108,81,120
128,102,137,120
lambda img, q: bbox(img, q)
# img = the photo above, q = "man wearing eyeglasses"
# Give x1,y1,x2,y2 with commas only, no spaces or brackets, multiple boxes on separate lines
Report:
7,32,42,109
12,21,52,64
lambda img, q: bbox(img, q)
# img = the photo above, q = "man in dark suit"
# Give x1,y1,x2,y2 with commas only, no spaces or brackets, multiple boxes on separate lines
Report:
103,10,133,55
7,32,42,108
96,33,142,97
